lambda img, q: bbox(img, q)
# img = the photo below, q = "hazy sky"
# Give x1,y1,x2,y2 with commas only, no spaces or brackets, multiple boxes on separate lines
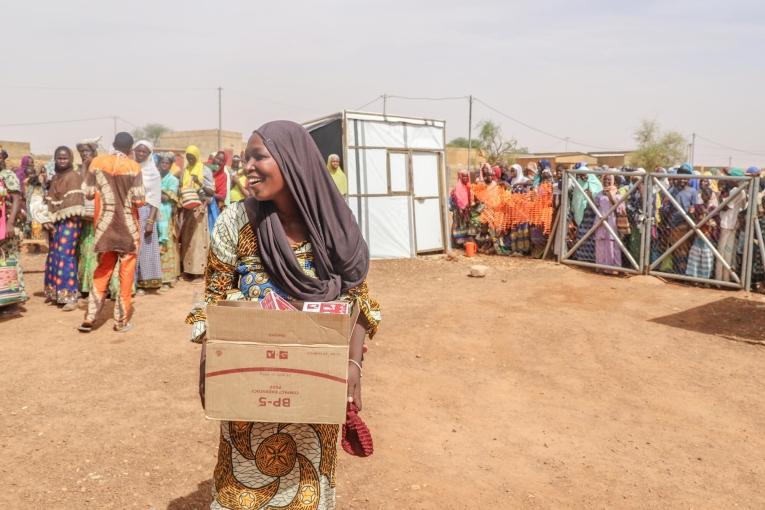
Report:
2,0,764,166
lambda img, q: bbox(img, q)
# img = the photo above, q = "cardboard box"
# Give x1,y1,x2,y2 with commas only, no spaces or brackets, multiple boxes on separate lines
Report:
204,300,358,424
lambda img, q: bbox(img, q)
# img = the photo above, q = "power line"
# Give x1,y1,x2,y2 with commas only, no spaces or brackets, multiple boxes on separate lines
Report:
387,94,469,101
695,134,765,157
0,116,115,128
354,95,383,110
473,98,623,151
0,85,215,92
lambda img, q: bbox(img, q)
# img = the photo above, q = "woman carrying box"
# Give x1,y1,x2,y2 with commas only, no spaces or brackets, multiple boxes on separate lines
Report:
187,120,381,510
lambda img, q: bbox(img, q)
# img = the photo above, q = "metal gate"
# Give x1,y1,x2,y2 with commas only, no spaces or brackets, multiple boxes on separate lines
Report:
645,172,758,290
558,168,761,290
558,168,648,274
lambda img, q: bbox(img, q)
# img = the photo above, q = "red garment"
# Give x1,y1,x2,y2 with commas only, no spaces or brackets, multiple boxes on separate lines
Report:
453,171,471,209
342,402,374,457
213,167,227,199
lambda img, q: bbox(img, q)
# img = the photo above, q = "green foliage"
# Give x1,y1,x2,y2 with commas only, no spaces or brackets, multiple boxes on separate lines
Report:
628,120,687,170
475,120,520,165
447,137,473,148
131,123,172,146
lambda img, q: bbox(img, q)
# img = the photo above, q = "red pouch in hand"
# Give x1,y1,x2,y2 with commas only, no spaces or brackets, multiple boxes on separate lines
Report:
342,402,374,457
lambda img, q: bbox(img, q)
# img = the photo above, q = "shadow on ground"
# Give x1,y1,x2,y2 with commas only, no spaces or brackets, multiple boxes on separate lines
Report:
167,479,212,510
651,297,765,345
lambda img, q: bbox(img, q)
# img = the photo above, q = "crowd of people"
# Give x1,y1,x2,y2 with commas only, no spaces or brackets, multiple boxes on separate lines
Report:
449,160,765,290
449,161,557,258
0,131,353,325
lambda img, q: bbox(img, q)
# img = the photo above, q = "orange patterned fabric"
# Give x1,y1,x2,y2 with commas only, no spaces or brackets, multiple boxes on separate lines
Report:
473,182,554,234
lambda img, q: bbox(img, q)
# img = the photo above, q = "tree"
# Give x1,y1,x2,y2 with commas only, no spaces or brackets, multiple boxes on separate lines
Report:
447,137,472,148
131,123,172,146
628,120,687,170
475,120,520,165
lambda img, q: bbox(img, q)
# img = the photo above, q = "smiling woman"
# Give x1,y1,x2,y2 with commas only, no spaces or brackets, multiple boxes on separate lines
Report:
186,121,381,510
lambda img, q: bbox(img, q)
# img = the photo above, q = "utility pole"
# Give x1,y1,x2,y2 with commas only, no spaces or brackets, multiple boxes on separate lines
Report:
467,95,473,172
728,156,732,168
565,137,570,152
690,132,696,167
217,86,223,150
382,94,388,116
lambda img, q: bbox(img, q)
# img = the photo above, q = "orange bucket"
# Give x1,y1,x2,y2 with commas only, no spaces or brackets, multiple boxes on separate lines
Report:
464,241,477,257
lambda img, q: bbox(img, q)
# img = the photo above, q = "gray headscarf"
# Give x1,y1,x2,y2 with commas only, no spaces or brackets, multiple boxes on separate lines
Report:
244,120,369,301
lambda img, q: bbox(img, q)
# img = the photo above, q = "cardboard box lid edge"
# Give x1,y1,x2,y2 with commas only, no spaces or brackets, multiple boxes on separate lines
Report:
207,302,359,344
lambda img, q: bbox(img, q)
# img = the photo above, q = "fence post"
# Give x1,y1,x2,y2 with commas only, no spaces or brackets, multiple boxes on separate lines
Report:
744,177,759,291
640,174,652,275
558,170,569,264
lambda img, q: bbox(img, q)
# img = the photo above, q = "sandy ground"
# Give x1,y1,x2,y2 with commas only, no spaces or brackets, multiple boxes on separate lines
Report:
1,251,765,509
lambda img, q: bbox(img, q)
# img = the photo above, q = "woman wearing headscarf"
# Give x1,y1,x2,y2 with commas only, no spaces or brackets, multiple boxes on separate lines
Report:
571,164,603,262
208,150,230,232
594,173,623,269
525,162,539,189
187,121,381,510
75,139,100,296
326,153,347,195
509,163,529,190
14,155,33,197
42,146,85,311
179,145,215,278
158,152,180,289
133,140,163,291
0,159,27,311
449,168,473,247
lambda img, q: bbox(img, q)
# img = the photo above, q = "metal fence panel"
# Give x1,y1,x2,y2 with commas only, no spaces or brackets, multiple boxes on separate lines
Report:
645,173,756,290
558,170,760,290
560,168,648,275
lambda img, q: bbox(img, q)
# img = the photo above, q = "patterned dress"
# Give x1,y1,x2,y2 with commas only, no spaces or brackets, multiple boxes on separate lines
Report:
44,218,82,304
187,202,381,510
136,205,162,289
77,220,97,293
159,172,180,284
0,169,27,306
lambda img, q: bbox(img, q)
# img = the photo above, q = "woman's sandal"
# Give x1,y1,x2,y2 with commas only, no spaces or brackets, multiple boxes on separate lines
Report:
78,322,93,333
114,321,133,333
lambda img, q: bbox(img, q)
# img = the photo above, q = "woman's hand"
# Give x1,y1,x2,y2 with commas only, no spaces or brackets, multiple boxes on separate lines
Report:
144,219,154,238
347,361,362,411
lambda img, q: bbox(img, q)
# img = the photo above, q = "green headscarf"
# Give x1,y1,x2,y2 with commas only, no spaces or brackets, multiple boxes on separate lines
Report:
572,168,604,225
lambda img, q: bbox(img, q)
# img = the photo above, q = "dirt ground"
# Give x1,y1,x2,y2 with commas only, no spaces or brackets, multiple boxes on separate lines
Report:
2,251,765,509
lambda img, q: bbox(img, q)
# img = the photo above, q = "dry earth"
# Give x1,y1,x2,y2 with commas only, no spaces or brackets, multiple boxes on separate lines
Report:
1,252,764,509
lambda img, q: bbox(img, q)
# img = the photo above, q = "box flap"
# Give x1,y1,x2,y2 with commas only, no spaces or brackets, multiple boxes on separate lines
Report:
207,302,358,346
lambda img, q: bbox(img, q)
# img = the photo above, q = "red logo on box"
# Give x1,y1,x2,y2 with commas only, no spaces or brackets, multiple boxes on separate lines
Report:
279,351,289,360
302,301,349,314
266,350,276,359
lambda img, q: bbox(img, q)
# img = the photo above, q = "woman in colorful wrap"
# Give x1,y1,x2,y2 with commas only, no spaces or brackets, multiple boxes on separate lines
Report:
158,152,180,289
24,159,49,249
133,140,163,291
43,146,85,311
76,139,99,296
449,169,473,247
14,155,34,235
571,165,603,262
187,121,381,510
594,173,623,269
685,178,719,279
0,162,27,311
179,145,215,278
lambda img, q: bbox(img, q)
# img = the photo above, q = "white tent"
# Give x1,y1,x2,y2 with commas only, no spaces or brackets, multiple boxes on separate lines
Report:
304,111,448,259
